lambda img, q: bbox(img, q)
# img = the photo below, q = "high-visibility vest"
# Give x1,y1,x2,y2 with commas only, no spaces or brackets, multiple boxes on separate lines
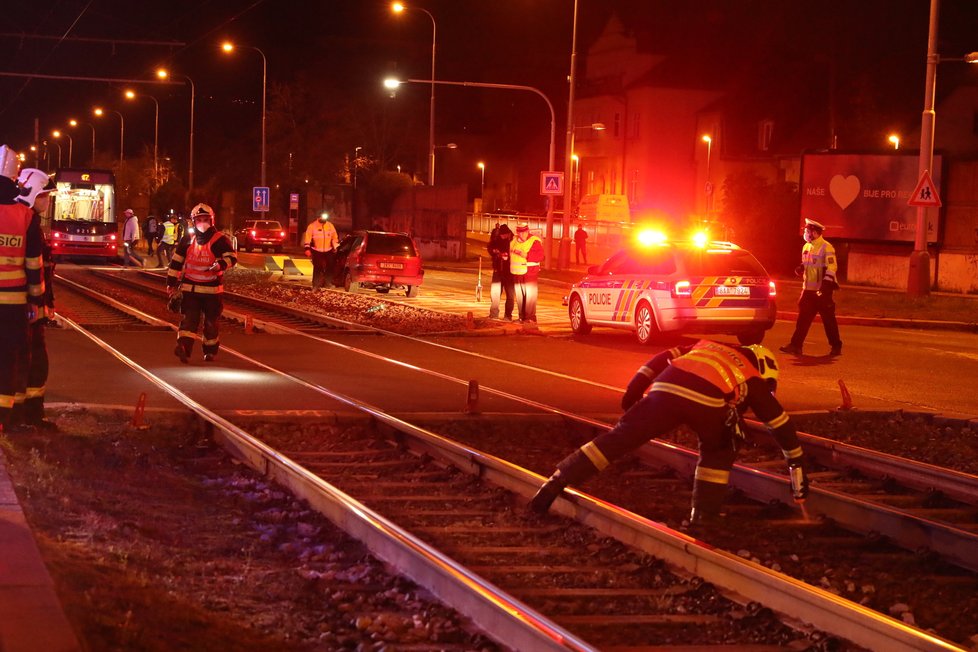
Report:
800,237,838,291
304,220,339,252
161,221,177,244
0,203,38,305
509,234,542,275
183,237,220,286
669,340,759,401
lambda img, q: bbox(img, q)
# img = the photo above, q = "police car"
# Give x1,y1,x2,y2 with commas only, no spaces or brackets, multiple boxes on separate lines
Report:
566,232,777,345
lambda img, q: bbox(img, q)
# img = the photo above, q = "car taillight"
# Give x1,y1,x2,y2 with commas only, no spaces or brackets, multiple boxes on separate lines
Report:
672,280,692,298
768,281,777,297
52,231,62,239
109,233,117,240
279,231,285,237
250,229,257,236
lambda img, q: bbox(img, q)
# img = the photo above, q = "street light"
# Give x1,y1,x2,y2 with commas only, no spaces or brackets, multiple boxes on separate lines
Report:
93,107,124,163
158,68,196,193
888,134,900,150
566,122,607,219
701,134,713,213
385,76,559,268
222,42,268,188
125,89,159,187
52,129,72,167
391,2,437,186
353,146,363,190
477,161,485,205
69,119,96,165
571,153,580,205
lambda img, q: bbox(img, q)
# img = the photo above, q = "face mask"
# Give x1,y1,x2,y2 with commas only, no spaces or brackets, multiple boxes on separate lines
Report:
195,221,210,232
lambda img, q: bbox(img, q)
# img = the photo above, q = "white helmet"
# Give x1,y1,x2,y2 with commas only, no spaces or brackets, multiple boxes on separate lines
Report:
741,344,780,390
15,168,53,208
190,203,214,222
0,145,20,180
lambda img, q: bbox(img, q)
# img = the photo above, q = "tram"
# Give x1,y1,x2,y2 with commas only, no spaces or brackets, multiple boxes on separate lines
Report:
43,168,119,262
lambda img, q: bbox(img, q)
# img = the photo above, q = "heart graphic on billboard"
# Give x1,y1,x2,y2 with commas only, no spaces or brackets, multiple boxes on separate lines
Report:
829,175,860,210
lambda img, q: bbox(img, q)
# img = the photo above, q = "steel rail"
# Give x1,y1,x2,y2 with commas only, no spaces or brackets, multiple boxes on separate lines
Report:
54,313,596,652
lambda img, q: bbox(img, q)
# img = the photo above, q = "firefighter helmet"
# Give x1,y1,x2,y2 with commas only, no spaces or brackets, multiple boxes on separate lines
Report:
740,344,779,389
190,203,214,221
0,145,20,180
15,168,53,208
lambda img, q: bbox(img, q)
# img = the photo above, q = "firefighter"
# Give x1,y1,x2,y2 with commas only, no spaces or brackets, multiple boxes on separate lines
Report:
780,218,843,357
166,203,237,363
528,340,809,528
15,168,57,431
303,212,339,289
0,146,45,435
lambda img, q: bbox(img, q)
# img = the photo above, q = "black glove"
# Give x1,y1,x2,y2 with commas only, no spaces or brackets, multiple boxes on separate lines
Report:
167,290,182,314
794,265,805,278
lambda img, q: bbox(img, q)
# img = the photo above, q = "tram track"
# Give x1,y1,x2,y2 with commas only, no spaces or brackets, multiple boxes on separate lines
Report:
44,272,978,649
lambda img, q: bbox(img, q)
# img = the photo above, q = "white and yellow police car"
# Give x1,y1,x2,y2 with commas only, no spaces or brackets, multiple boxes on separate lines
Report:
566,232,777,345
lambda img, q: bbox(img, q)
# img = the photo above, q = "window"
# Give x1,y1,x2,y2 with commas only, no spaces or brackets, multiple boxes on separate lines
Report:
758,120,774,152
628,113,641,139
628,169,639,202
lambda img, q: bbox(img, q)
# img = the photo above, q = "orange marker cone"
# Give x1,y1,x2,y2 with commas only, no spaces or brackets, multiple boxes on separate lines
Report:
465,380,480,414
838,379,853,411
131,392,147,429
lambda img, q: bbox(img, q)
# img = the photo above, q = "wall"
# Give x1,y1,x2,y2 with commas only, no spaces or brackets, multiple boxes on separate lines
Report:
389,184,468,261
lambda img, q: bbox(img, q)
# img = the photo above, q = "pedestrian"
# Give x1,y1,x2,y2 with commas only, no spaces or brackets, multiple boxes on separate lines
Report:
166,203,237,363
122,208,143,267
574,223,589,265
15,168,58,431
487,223,515,320
157,212,180,267
303,212,340,289
509,222,544,324
0,146,45,436
779,218,843,357
528,341,809,530
143,214,158,255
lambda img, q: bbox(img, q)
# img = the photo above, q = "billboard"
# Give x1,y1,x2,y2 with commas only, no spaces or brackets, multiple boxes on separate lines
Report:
799,153,941,242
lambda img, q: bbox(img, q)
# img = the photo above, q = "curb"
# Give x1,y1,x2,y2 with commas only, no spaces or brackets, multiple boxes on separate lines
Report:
776,311,978,332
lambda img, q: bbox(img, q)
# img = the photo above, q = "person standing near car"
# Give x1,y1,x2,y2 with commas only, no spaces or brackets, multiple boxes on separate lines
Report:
167,203,236,363
487,223,514,320
509,222,544,325
779,218,842,357
122,208,143,267
304,212,339,289
574,223,589,265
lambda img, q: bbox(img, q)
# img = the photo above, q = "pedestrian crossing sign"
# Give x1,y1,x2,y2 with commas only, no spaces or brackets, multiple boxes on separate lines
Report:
540,171,564,196
907,171,941,208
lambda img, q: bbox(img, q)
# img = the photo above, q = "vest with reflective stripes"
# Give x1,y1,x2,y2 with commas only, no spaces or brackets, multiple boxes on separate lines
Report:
668,340,759,402
509,235,542,275
183,237,220,286
161,221,177,244
801,237,837,291
0,203,35,304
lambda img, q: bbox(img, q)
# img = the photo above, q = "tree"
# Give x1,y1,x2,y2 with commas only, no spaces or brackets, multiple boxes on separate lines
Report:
719,171,799,275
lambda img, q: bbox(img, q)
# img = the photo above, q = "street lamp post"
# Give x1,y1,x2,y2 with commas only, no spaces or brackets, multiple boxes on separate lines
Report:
385,76,558,268
125,89,159,188
888,134,900,150
52,130,72,167
69,119,96,165
701,134,713,214
353,146,363,190
158,68,196,193
94,107,124,163
558,0,581,270
222,43,267,188
477,161,485,211
565,122,605,220
48,140,62,168
392,2,437,186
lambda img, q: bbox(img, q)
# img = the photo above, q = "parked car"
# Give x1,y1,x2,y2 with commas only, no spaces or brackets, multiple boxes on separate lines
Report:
565,236,777,345
332,230,424,297
234,220,287,253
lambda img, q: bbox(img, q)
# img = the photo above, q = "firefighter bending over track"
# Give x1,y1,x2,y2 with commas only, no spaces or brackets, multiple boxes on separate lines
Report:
166,203,237,363
529,340,810,528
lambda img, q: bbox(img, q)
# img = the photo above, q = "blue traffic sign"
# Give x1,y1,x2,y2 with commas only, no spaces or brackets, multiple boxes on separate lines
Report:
253,186,270,212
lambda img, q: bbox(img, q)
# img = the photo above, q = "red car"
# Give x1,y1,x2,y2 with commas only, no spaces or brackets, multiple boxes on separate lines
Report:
332,230,424,297
234,220,287,253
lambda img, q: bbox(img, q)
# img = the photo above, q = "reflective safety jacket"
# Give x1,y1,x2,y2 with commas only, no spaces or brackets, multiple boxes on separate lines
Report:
304,220,339,252
0,202,44,306
167,226,236,294
161,220,178,245
668,340,759,403
509,234,544,276
800,236,837,291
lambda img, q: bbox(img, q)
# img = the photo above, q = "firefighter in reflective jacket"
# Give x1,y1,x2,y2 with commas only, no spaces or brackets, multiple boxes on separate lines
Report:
0,146,45,435
166,203,237,363
529,341,809,528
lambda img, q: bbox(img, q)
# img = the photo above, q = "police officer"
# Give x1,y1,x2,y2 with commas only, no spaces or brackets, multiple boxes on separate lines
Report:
15,168,57,431
0,146,45,435
780,218,843,357
166,203,237,363
157,212,180,267
303,212,339,289
529,341,809,528
509,222,544,324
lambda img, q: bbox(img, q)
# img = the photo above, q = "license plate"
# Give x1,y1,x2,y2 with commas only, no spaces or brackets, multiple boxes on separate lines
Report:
715,285,750,296
379,262,404,270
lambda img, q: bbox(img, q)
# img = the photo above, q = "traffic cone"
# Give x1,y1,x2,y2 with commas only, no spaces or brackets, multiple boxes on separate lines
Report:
130,392,147,429
465,380,480,414
838,379,853,410
245,315,254,334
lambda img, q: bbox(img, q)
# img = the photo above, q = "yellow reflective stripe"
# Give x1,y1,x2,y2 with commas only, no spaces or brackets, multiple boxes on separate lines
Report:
0,394,14,408
25,257,42,270
13,392,25,403
782,446,804,461
581,441,610,471
25,386,44,399
0,270,26,280
637,365,654,379
0,256,24,265
180,283,220,293
650,381,726,408
0,294,27,304
767,412,790,429
202,337,219,346
178,330,196,339
668,346,683,358
171,253,185,262
694,466,730,484
685,349,746,388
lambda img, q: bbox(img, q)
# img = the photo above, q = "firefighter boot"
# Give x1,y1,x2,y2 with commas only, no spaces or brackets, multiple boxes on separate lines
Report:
528,448,599,514
788,459,810,502
174,342,189,364
683,479,728,532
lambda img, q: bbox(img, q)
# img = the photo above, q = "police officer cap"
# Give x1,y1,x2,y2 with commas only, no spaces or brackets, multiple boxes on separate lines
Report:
804,218,825,231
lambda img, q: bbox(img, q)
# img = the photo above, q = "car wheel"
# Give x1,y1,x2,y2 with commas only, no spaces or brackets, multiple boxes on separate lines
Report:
634,301,660,345
376,287,390,294
737,330,765,346
568,295,592,335
343,270,359,293
406,285,419,298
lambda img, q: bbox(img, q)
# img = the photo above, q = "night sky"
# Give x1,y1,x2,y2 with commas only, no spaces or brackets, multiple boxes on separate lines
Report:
2,1,977,195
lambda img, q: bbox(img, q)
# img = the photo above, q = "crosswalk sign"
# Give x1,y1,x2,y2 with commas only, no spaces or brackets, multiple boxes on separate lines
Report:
253,186,270,212
907,171,942,208
540,171,564,196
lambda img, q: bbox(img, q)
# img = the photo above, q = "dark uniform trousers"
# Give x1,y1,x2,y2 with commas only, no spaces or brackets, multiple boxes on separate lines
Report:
177,293,224,357
311,249,335,289
789,289,842,349
23,319,49,423
0,305,28,428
